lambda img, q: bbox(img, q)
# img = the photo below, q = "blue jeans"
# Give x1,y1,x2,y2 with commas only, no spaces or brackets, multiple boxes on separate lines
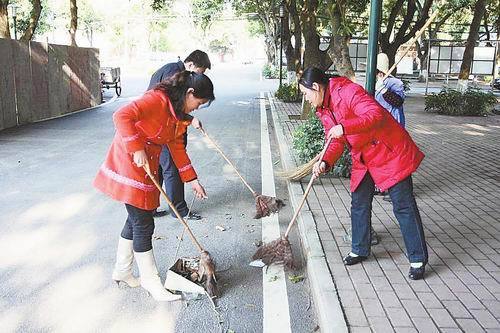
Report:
121,204,155,252
351,173,428,264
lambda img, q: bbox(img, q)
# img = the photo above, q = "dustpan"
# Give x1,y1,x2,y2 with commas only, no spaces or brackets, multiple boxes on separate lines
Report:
164,257,206,294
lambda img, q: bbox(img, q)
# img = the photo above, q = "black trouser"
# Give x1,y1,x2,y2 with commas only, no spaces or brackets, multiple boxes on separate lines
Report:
121,204,155,252
158,133,189,217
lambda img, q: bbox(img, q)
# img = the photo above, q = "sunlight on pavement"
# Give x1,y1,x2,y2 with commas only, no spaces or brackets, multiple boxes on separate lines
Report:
35,265,119,331
18,192,92,224
462,130,486,136
108,306,178,333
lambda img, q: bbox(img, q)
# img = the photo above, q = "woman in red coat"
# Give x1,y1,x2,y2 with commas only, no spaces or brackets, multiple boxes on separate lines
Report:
299,67,428,280
94,71,215,300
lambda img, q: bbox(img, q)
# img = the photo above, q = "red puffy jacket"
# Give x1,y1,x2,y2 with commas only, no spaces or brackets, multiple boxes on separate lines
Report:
317,77,424,192
93,90,196,210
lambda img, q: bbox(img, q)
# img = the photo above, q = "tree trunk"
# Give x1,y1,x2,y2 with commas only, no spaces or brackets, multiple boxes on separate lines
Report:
0,0,10,39
326,3,355,80
20,0,41,41
300,0,329,70
379,0,434,74
458,0,487,90
69,0,78,46
262,14,277,65
284,0,301,75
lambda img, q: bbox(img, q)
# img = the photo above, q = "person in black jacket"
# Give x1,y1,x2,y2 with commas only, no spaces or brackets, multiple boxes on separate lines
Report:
148,50,212,219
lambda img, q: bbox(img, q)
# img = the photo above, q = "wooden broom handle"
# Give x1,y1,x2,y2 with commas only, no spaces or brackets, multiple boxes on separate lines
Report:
199,128,257,196
284,136,334,238
143,165,204,253
382,7,441,81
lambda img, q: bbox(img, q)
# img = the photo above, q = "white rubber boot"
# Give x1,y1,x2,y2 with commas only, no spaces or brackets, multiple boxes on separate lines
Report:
134,250,182,302
112,237,140,288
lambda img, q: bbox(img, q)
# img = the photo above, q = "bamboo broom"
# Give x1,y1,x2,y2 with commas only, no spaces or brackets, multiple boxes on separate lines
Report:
253,137,333,268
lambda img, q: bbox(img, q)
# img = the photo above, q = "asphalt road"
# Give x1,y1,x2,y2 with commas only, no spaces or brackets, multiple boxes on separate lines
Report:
0,62,318,332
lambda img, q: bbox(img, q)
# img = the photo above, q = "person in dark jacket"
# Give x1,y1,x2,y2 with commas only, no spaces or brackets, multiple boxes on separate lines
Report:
148,50,212,219
299,67,428,280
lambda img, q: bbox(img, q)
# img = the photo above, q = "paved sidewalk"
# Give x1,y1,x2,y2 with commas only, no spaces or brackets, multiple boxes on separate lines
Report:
270,93,500,332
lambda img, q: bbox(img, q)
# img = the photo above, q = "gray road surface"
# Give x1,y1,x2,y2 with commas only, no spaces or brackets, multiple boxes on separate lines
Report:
0,62,318,333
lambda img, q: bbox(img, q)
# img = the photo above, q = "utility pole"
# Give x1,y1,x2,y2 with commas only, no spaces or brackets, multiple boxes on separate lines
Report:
365,0,381,95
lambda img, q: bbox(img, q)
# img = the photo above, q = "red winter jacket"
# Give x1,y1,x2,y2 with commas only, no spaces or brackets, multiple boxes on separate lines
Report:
317,77,424,192
93,90,196,210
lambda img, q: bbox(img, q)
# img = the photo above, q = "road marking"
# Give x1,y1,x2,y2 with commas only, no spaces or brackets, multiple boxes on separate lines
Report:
259,91,292,333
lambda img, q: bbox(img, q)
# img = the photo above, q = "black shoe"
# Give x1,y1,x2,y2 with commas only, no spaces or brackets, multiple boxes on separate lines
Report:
343,254,367,266
153,209,168,218
175,212,203,221
409,266,425,280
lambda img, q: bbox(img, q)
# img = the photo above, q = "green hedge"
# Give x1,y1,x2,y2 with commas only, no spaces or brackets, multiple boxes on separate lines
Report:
275,83,301,103
425,88,497,116
292,114,351,178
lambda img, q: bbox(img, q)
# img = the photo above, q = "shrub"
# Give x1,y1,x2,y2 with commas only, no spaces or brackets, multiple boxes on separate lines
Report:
275,83,301,103
262,64,286,79
401,79,411,92
425,88,497,116
292,114,351,178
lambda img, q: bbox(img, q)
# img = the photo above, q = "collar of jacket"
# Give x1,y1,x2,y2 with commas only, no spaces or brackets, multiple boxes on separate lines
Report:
155,90,191,126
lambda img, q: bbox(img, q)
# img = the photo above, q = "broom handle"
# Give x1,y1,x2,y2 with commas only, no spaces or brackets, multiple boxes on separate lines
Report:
382,7,441,81
143,165,204,253
284,136,334,238
199,128,257,196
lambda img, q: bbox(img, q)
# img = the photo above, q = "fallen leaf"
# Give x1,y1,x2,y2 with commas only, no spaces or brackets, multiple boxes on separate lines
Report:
268,275,278,282
288,274,304,283
216,225,226,231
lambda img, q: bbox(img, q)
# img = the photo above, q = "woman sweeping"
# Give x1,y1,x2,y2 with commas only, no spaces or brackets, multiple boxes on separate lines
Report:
299,67,428,280
94,71,215,301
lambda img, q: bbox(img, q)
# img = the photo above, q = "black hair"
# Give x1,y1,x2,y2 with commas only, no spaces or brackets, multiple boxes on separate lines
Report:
185,50,211,70
154,71,215,119
299,67,335,89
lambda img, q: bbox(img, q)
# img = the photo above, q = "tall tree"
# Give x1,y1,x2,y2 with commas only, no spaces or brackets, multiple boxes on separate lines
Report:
283,0,302,75
69,0,77,46
379,0,434,69
300,0,330,70
458,0,487,89
0,0,10,38
325,1,356,80
20,0,41,41
232,0,280,66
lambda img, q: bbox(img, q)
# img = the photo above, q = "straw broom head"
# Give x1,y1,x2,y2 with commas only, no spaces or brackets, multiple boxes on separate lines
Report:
275,155,317,181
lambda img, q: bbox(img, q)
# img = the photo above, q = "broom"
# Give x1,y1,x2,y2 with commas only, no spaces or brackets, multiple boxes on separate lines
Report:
143,165,218,297
199,127,284,219
253,137,333,268
278,8,442,181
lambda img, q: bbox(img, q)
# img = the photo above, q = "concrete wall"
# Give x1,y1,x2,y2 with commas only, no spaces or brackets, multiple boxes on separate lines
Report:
0,38,100,131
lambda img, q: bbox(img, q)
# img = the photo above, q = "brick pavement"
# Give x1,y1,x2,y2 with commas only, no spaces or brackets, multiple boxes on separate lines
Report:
271,93,500,332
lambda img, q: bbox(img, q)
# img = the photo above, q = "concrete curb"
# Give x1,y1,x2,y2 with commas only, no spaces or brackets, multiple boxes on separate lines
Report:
33,93,119,124
267,93,348,333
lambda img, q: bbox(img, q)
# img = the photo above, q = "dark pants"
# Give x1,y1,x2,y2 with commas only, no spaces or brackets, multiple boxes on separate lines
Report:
121,204,155,252
351,173,428,264
158,133,189,217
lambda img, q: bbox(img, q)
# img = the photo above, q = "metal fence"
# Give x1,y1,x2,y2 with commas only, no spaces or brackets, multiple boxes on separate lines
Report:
0,38,101,131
